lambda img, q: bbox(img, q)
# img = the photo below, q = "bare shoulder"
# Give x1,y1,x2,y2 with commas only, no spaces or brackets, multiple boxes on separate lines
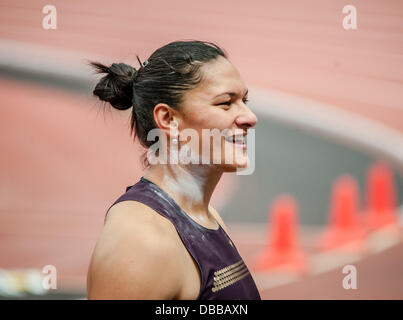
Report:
87,201,184,299
209,205,230,235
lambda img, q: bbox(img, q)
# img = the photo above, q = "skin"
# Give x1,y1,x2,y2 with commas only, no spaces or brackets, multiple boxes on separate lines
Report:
87,55,258,299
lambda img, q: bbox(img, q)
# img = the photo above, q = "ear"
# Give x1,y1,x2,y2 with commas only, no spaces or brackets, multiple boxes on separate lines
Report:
153,103,181,138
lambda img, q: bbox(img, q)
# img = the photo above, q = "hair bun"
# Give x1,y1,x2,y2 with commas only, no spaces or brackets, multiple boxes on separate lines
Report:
91,61,137,110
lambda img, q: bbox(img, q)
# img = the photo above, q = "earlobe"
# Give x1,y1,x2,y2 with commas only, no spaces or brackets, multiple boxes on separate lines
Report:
171,119,178,128
153,103,183,142
169,118,179,141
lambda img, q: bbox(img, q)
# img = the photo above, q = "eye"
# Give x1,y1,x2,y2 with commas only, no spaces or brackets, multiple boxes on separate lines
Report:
219,101,231,106
243,98,249,104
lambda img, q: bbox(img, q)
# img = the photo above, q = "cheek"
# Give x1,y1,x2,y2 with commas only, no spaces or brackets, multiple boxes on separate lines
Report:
185,106,234,130
207,111,234,130
180,108,236,159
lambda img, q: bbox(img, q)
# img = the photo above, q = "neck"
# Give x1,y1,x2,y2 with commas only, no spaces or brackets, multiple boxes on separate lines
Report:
143,163,222,217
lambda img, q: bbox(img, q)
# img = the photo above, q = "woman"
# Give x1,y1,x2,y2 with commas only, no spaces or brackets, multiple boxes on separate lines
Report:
87,40,260,300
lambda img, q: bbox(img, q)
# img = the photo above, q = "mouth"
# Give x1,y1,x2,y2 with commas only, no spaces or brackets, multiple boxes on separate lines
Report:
224,133,247,147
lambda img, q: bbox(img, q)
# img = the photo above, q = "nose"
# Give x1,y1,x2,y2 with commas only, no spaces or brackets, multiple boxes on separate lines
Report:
235,105,258,130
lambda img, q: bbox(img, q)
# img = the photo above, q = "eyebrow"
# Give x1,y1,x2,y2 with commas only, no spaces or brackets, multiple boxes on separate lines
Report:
214,88,248,98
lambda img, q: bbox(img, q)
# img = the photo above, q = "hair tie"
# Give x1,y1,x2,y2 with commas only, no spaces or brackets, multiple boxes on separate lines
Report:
142,59,149,68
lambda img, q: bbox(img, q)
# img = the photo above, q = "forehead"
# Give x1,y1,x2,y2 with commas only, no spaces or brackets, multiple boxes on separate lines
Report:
191,57,247,98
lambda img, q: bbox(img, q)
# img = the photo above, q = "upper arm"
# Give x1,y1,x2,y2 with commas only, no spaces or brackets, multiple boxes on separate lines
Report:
87,201,183,299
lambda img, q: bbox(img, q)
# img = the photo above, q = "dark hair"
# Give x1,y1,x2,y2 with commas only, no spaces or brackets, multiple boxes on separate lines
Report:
90,40,227,153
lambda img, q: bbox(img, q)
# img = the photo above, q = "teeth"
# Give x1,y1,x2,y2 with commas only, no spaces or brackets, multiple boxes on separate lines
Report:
225,135,246,144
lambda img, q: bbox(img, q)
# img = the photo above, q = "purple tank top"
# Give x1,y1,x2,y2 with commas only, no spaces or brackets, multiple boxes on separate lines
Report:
106,176,261,300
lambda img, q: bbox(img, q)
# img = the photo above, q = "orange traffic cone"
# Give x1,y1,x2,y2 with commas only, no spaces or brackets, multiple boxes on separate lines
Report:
254,195,306,274
318,175,367,251
365,162,398,230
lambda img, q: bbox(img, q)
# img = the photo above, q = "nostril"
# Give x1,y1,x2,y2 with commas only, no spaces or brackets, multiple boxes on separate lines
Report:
235,112,257,128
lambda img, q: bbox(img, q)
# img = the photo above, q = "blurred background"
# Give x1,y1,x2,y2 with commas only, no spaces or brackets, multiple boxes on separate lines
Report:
0,0,402,299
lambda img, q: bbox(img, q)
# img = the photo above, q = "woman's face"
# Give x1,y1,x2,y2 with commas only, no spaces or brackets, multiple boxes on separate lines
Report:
177,56,258,172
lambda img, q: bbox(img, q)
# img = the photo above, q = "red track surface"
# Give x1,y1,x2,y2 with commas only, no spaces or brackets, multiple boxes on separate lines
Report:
260,240,403,299
1,0,402,131
1,0,403,298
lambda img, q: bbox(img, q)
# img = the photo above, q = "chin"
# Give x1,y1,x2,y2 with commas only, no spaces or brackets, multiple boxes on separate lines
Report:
217,156,250,172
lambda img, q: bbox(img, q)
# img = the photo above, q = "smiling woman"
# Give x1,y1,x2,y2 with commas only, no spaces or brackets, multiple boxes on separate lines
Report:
86,40,260,300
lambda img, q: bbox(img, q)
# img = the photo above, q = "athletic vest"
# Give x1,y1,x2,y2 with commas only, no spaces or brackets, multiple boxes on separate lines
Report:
106,176,261,300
